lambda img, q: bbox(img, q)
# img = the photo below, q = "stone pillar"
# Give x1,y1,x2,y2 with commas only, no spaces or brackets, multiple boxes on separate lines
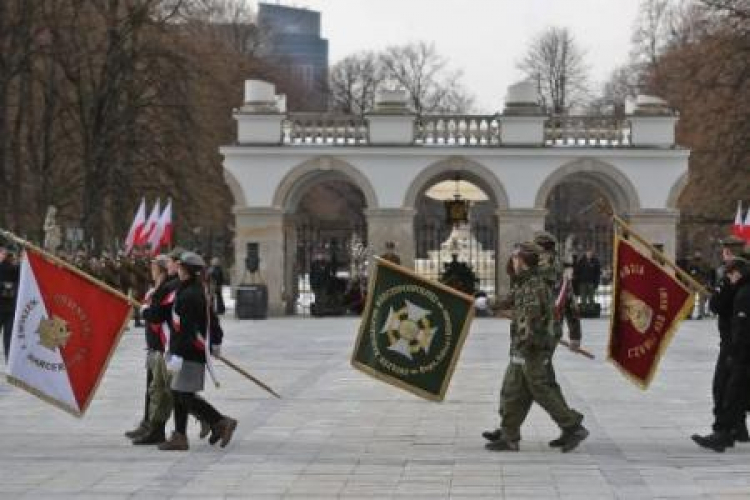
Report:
366,208,416,268
499,80,545,146
233,207,285,316
234,80,284,145
366,90,415,146
627,209,680,260
496,208,548,296
629,95,678,148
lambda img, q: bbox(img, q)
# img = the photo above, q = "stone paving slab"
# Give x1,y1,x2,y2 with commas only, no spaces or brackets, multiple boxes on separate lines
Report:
0,316,747,499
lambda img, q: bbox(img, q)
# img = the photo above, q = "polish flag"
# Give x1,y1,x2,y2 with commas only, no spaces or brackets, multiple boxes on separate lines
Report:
744,207,750,242
139,199,161,246
147,199,172,255
124,198,146,254
6,248,132,416
732,201,744,239
158,200,172,251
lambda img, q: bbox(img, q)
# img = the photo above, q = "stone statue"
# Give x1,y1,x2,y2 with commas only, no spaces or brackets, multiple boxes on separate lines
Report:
43,205,62,252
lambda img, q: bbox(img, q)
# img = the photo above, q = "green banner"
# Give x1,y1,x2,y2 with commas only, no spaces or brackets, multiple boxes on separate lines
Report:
351,257,475,401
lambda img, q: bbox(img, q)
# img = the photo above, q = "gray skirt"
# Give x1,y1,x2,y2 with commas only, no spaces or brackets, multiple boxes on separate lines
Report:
170,359,205,392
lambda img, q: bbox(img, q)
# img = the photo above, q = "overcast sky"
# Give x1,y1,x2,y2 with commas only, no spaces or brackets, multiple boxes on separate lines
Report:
254,0,642,112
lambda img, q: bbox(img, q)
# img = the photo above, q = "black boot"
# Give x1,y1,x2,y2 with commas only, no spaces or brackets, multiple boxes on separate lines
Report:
124,421,149,439
482,429,502,442
132,424,166,445
549,434,566,448
559,424,589,453
692,432,733,452
484,438,519,452
732,421,749,443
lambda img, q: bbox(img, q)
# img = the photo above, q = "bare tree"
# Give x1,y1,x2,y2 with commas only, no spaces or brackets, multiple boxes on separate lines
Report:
518,27,589,115
380,41,474,114
328,51,383,115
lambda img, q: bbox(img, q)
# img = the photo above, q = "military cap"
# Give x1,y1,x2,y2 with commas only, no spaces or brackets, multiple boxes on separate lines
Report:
719,235,746,249
168,246,187,260
533,231,558,247
724,257,749,275
179,251,206,268
515,241,544,256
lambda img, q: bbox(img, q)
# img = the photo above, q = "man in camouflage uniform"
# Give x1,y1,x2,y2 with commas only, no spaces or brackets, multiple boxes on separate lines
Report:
534,231,582,350
484,242,588,452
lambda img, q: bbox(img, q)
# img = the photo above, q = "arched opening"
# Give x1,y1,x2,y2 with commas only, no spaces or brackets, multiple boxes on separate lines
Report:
413,170,498,295
284,175,368,316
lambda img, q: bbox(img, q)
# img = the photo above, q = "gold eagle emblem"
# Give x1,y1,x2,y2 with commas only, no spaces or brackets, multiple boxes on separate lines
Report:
38,316,71,350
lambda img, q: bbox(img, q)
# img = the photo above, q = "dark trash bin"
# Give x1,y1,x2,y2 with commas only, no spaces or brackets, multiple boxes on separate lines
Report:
235,284,268,319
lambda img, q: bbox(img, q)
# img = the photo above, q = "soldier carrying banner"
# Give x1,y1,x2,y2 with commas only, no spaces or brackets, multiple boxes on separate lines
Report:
484,241,589,453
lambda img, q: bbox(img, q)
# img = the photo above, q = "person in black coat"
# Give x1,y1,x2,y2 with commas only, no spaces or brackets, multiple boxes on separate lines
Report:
157,252,237,451
0,246,20,360
574,249,601,307
707,237,748,443
694,258,750,451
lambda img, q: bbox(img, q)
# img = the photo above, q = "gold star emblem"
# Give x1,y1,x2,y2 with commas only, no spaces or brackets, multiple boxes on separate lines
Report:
38,316,71,351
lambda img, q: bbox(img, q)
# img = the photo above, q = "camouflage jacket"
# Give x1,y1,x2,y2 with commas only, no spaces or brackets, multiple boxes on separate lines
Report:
509,268,555,356
538,251,563,291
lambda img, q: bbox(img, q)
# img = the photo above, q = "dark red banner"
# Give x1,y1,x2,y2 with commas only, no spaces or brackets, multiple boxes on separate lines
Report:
608,237,694,388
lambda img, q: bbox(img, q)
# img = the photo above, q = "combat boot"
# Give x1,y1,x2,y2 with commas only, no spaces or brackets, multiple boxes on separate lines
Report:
209,417,238,448
132,424,166,445
482,429,502,442
198,418,211,440
692,432,733,453
158,432,189,451
559,424,589,453
484,438,519,452
548,434,566,448
732,421,749,443
124,421,149,439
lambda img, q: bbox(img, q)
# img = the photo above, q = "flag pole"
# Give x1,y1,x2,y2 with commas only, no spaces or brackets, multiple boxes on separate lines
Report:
0,228,141,308
595,201,710,296
213,353,282,399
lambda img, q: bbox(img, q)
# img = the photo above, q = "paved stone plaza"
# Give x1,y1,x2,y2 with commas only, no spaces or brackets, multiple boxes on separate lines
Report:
0,315,748,499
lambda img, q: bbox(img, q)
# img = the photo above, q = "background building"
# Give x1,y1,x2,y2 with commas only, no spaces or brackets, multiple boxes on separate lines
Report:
258,3,329,111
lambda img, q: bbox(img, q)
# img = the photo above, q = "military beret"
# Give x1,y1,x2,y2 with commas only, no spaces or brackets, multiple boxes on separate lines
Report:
533,231,558,247
725,257,749,275
179,251,205,268
720,235,746,248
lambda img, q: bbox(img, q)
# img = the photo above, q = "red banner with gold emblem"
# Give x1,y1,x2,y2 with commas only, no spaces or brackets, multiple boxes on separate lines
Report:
607,236,694,389
7,248,132,416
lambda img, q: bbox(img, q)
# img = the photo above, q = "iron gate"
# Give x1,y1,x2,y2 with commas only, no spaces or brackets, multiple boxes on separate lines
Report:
414,222,497,295
292,223,367,315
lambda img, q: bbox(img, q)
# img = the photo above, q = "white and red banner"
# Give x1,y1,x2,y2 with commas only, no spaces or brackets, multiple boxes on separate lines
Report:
744,207,750,242
124,198,146,254
733,201,745,239
6,248,132,416
147,199,172,255
139,198,161,247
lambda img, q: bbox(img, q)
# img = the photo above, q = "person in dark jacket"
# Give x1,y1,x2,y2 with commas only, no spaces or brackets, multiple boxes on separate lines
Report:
128,255,179,445
693,258,750,452
707,236,749,443
574,249,601,308
208,257,226,315
158,252,237,451
0,246,20,360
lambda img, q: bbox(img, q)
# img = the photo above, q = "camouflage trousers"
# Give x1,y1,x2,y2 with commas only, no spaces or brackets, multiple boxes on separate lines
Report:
146,351,173,426
498,350,582,442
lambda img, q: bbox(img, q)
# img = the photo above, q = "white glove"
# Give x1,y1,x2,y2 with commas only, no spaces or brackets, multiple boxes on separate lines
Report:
211,345,221,357
166,355,183,373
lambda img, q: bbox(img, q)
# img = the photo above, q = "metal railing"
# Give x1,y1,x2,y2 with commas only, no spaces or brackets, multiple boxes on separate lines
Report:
544,116,631,147
414,115,501,146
